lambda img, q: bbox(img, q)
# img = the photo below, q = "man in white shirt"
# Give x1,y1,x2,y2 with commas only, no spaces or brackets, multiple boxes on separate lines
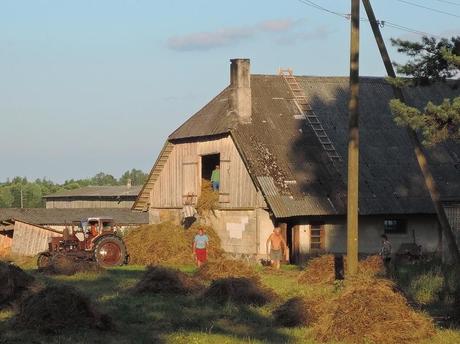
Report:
181,196,197,229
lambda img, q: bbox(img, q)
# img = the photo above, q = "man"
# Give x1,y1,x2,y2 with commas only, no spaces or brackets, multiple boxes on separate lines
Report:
192,227,209,267
266,227,287,270
379,234,392,276
181,196,197,229
211,165,220,191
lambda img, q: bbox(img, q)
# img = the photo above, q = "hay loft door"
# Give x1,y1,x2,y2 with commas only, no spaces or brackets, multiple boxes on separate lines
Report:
182,156,199,204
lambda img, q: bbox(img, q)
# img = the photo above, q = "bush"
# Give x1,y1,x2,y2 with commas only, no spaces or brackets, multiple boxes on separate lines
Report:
408,271,444,305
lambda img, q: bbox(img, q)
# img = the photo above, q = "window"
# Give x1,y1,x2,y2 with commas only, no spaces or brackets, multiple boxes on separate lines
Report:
384,219,407,234
310,223,325,250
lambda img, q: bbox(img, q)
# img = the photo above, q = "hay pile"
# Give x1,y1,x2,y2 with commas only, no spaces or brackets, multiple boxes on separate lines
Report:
42,256,102,276
298,255,337,284
132,266,201,295
313,277,435,344
272,297,314,327
124,222,222,266
0,261,34,309
15,285,111,334
359,255,384,275
196,179,219,215
204,277,275,306
196,258,259,281
298,255,384,284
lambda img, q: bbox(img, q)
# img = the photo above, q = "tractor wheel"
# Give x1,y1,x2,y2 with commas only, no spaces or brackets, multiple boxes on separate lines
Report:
37,252,51,271
93,235,127,268
51,253,76,275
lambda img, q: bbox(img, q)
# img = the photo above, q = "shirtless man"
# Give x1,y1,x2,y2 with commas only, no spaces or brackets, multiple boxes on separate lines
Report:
266,227,287,269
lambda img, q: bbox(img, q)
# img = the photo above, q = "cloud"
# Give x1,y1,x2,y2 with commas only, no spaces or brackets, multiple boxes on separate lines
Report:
276,26,337,46
167,18,300,51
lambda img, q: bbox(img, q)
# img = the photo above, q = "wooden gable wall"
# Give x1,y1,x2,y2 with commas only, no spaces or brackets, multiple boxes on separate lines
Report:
149,135,265,209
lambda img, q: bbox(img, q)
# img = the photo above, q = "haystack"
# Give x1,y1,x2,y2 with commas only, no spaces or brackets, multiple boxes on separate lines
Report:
0,261,34,309
132,266,201,295
196,258,259,281
313,277,435,344
15,285,112,334
359,255,384,276
272,297,313,327
124,222,222,266
196,179,218,215
204,277,275,306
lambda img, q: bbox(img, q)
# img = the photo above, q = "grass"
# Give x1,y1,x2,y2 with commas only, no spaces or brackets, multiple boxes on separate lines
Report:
0,262,459,344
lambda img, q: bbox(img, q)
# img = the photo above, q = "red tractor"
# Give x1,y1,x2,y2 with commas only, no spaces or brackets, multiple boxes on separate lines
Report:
37,217,128,271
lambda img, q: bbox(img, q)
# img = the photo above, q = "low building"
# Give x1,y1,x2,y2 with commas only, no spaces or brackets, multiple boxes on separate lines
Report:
133,59,460,262
43,184,142,209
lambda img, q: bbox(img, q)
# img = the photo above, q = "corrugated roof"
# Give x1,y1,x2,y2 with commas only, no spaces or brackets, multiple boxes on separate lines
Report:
0,208,148,225
141,74,460,217
44,185,142,199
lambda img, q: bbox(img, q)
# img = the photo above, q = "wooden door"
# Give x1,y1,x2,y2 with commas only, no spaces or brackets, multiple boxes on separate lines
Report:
182,156,198,204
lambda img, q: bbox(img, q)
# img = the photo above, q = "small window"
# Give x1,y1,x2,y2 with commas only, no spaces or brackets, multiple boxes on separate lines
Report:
384,219,407,234
310,223,325,250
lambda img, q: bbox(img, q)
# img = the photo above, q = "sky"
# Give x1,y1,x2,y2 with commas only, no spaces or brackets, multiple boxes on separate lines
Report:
1,0,458,183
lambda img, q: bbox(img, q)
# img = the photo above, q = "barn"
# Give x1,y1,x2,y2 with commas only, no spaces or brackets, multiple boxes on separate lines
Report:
133,58,460,263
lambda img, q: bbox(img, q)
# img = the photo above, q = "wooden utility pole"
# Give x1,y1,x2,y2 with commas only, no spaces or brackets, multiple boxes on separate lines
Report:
347,0,360,276
361,0,460,264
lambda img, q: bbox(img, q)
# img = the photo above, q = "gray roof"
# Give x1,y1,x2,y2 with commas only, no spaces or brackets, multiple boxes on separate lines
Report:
166,75,460,217
44,185,142,199
0,208,148,225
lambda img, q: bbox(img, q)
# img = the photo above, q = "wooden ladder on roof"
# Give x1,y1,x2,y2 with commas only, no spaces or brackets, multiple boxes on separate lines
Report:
279,68,343,163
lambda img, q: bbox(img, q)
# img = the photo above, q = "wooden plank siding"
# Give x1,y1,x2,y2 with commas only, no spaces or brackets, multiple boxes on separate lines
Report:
11,221,62,256
46,200,134,209
150,135,265,209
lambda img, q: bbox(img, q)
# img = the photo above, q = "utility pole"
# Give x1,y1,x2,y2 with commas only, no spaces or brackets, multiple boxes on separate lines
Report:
347,0,360,276
361,0,460,264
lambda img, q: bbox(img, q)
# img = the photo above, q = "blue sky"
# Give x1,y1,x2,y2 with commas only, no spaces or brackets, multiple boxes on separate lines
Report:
1,0,458,182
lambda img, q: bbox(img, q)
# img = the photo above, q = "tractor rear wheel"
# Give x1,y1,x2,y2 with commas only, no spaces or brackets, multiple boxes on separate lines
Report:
37,252,51,271
51,253,76,275
93,235,126,268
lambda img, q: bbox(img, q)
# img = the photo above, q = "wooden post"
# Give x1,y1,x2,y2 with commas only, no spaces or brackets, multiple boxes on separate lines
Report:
347,0,360,276
361,0,460,264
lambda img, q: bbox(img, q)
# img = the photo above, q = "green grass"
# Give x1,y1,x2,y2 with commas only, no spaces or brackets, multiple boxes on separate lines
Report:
1,262,459,344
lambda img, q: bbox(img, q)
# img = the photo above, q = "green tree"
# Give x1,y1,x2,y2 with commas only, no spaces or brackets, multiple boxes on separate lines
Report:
119,169,148,186
389,36,460,146
90,172,118,186
0,187,13,207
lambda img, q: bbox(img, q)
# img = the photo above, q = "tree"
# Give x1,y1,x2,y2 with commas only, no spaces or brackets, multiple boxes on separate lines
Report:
119,169,148,186
389,36,460,146
388,35,460,263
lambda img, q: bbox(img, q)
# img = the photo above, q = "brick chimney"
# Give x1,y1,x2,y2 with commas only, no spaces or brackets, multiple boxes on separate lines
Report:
230,58,251,124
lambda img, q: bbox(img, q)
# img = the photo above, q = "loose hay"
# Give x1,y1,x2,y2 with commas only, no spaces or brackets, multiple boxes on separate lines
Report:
0,261,34,309
196,179,219,215
313,277,435,344
132,265,202,295
204,277,275,306
46,258,103,276
124,222,222,266
298,254,384,285
15,285,112,334
272,297,313,327
196,258,259,281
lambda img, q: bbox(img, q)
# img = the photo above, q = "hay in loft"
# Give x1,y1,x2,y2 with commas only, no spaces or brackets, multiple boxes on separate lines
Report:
132,265,202,295
313,277,435,344
196,179,218,215
124,222,222,266
0,261,34,309
196,258,259,281
204,277,276,306
14,285,112,334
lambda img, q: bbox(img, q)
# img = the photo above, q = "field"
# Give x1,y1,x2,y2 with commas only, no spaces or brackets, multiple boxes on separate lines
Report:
1,260,460,344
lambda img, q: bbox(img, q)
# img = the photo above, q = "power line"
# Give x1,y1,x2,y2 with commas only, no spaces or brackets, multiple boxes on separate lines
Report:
430,0,460,7
294,0,442,38
396,0,460,18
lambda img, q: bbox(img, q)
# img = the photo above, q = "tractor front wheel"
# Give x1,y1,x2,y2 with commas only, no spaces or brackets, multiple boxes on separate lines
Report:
37,252,51,271
93,235,127,268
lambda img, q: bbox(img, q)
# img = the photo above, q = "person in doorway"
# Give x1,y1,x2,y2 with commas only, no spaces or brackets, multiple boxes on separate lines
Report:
181,196,197,229
266,227,287,270
211,165,220,191
379,234,392,276
193,227,209,267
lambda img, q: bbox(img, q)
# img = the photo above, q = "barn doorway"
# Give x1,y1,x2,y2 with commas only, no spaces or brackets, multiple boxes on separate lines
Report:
201,154,220,181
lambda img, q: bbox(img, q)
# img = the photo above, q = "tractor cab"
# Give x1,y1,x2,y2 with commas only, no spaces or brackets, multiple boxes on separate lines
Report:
82,218,115,239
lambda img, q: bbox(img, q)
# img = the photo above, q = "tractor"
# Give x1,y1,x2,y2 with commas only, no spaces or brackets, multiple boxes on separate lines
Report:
37,217,129,271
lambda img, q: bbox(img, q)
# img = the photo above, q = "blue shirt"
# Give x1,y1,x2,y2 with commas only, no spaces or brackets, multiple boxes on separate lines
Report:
194,234,209,249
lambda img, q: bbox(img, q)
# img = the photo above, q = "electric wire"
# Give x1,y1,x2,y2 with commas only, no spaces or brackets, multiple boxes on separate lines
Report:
431,0,460,7
396,0,460,18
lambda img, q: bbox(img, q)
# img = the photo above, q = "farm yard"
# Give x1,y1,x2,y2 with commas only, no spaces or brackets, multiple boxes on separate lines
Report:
1,235,460,344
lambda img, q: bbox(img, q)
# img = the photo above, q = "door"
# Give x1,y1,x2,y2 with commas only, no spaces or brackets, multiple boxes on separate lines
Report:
182,156,198,204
